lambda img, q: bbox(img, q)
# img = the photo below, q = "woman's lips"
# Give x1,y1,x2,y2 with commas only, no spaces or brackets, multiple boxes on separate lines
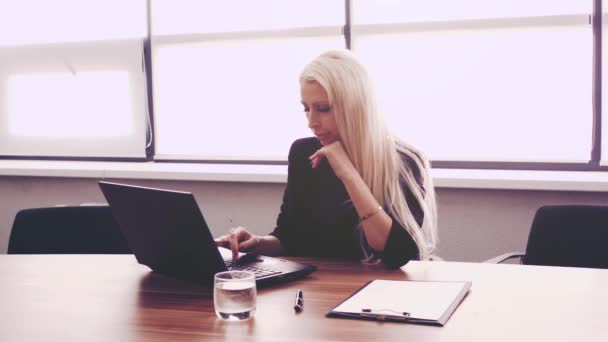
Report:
315,134,333,145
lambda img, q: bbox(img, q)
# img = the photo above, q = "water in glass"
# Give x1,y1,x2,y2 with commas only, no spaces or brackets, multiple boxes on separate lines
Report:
214,271,256,321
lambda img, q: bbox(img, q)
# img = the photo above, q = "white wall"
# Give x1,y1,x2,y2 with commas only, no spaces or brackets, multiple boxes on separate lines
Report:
2,175,608,261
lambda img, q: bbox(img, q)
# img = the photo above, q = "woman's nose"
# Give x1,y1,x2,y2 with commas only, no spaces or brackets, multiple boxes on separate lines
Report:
307,112,319,129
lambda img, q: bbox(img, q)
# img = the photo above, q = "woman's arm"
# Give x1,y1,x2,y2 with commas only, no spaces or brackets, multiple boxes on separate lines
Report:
340,172,393,252
309,142,392,252
310,142,421,266
216,139,314,259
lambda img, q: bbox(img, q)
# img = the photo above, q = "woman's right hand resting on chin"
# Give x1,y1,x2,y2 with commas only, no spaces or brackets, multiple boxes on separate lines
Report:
214,226,284,261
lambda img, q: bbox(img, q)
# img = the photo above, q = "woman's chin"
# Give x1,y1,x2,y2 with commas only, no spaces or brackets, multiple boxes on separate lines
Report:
316,136,335,146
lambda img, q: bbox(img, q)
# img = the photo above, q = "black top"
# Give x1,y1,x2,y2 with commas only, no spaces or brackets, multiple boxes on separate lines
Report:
270,137,424,268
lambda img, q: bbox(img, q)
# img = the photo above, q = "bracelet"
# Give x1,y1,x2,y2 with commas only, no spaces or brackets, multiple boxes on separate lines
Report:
360,206,383,222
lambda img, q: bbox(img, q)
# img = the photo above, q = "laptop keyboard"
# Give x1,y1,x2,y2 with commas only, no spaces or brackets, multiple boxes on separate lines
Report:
224,260,282,278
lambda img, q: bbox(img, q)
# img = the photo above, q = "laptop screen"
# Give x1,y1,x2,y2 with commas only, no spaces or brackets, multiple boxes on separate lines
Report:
99,181,227,285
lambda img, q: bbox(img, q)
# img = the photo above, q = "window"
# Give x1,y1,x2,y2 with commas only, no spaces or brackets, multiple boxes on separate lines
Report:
352,0,592,162
602,0,608,165
1,1,606,170
0,0,148,158
151,0,345,160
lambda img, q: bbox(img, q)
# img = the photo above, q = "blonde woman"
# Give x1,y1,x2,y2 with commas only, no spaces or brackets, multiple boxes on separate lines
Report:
215,50,438,268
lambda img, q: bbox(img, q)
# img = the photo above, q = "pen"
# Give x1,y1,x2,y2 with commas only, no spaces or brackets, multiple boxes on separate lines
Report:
294,289,303,312
360,308,410,321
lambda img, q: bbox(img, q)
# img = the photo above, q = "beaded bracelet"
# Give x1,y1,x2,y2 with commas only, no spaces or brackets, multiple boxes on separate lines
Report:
360,206,383,222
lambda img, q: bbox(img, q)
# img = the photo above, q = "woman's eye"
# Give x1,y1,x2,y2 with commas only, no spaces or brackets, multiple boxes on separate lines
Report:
318,106,330,113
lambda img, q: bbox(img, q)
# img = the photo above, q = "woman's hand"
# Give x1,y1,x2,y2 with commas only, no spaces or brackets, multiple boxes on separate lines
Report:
309,141,358,181
214,226,261,261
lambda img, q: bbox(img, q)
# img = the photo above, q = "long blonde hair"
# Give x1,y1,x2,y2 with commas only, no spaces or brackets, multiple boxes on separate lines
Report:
299,50,438,259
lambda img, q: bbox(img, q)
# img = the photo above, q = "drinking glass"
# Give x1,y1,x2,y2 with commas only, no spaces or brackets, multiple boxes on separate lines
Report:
213,270,256,321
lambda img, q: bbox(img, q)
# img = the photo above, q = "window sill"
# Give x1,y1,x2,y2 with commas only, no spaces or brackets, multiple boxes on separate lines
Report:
1,160,607,192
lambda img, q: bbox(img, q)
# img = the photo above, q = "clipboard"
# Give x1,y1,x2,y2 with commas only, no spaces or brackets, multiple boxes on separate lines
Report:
326,279,471,326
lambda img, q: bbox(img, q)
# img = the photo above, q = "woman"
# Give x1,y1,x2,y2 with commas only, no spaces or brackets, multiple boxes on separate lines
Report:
215,50,438,268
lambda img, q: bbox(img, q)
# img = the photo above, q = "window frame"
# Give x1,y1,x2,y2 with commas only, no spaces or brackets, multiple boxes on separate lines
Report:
1,0,606,173
349,11,597,170
0,39,149,160
150,22,345,162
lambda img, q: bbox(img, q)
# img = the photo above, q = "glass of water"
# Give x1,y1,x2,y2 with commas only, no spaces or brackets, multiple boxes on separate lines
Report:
214,270,256,321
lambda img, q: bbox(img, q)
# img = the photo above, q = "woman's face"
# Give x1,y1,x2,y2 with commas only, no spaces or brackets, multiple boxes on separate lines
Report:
300,80,339,146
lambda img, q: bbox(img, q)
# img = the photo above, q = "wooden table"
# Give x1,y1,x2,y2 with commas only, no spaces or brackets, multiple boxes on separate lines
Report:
1,255,607,341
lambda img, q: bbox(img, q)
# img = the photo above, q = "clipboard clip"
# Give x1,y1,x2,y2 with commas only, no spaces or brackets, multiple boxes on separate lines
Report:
360,308,411,321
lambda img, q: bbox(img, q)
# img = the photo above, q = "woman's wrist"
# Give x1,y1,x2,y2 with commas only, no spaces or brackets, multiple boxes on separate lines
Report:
256,235,284,256
360,206,384,222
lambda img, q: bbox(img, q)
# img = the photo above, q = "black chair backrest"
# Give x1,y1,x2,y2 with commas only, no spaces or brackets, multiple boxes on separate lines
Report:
8,206,130,254
523,205,608,268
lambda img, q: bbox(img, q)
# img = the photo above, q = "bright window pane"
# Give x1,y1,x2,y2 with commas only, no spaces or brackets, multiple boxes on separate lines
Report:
355,27,592,161
0,0,146,46
152,0,344,35
8,72,132,137
0,40,147,158
153,38,344,159
354,0,590,25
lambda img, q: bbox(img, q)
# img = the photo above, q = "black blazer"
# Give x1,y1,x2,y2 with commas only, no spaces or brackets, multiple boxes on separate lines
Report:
270,138,422,268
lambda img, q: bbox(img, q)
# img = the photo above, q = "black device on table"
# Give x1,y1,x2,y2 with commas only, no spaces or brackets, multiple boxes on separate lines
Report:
99,181,316,287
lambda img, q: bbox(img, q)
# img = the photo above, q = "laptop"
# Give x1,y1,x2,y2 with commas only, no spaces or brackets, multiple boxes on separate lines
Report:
98,181,316,287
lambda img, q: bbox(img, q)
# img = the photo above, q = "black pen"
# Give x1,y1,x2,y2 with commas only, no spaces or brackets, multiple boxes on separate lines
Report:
294,289,303,312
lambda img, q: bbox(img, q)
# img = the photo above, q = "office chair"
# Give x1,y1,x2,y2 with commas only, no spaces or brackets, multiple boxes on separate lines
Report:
484,205,608,268
7,205,130,254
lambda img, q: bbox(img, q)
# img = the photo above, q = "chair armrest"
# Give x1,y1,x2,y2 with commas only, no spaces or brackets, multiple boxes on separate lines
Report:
483,252,525,264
